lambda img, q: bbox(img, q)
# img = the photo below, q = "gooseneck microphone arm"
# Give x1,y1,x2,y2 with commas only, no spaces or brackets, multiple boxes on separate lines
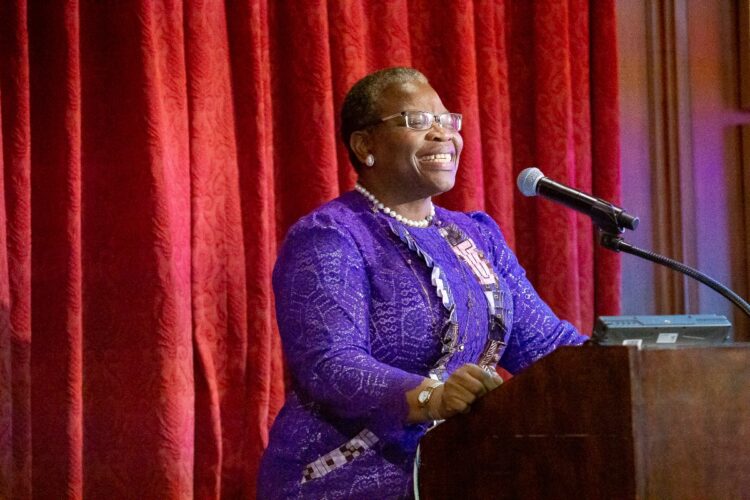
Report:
517,167,750,320
599,233,750,319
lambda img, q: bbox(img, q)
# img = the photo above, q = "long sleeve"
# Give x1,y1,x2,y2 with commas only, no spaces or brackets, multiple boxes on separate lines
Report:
468,212,588,374
273,212,424,429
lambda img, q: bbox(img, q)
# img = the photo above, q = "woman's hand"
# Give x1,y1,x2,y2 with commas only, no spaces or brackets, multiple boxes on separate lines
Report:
405,364,503,423
430,363,503,419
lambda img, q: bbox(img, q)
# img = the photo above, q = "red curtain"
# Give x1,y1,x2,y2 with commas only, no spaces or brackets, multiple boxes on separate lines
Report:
0,0,620,498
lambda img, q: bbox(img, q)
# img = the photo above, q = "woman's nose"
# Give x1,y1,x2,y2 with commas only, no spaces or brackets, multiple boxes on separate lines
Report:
425,124,452,141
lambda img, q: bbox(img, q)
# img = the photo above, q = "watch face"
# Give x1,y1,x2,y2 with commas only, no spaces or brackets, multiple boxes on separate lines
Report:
418,390,429,405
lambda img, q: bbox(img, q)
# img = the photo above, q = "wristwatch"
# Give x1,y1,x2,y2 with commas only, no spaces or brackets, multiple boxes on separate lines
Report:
417,382,442,408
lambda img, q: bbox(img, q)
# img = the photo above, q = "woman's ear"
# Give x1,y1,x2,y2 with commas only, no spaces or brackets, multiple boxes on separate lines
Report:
350,130,371,164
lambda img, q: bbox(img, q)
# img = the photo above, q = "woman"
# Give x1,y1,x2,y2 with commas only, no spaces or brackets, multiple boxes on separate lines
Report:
257,67,587,499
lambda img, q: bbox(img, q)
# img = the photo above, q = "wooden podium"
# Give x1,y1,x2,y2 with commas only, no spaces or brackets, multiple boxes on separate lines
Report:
417,345,750,499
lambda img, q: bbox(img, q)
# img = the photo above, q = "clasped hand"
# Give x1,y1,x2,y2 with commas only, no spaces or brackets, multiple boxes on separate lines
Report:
430,363,503,420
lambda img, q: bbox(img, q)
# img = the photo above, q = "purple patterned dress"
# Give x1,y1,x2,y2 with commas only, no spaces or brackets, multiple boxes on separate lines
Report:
257,191,586,499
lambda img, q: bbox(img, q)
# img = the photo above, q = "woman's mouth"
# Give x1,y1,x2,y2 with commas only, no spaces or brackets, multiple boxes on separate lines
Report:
418,153,454,165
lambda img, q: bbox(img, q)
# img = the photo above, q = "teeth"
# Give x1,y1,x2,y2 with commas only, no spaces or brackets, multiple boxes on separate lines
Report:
420,153,452,162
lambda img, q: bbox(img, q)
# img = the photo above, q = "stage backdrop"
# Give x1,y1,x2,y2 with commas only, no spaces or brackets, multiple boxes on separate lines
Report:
0,0,620,498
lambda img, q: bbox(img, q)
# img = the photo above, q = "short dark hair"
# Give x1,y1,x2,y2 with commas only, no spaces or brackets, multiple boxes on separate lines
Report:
340,67,429,170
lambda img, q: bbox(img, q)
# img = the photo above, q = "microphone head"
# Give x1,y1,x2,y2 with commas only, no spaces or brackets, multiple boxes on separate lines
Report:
517,167,545,197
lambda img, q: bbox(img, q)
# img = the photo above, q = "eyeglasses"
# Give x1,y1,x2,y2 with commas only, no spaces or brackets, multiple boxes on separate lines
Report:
378,111,463,132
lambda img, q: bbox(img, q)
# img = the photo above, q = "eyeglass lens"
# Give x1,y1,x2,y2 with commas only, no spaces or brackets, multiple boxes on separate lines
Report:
404,112,461,131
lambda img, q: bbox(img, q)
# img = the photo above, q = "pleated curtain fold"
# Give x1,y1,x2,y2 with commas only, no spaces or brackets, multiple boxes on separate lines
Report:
0,0,620,497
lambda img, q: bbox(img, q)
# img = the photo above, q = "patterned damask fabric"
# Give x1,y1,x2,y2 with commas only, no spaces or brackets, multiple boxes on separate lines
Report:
0,1,620,497
258,192,586,499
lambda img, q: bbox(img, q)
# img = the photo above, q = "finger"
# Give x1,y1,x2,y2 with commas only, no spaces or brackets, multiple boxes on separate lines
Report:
460,364,500,390
480,369,504,390
440,380,482,414
443,380,480,403
449,368,488,396
460,363,503,390
459,363,489,379
440,394,470,415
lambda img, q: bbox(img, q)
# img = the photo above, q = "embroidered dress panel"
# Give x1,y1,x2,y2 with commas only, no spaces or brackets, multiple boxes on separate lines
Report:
301,429,379,483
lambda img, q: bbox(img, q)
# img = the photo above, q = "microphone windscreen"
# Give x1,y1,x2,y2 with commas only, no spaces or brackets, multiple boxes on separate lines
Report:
517,167,545,197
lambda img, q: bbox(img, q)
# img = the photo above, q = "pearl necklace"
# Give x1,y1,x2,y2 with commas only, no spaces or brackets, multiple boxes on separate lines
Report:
355,182,435,228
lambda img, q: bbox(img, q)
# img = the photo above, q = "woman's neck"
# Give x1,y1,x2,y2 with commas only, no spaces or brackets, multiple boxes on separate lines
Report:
356,180,433,221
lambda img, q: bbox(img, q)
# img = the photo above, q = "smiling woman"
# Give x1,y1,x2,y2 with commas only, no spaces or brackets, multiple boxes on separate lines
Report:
349,76,463,210
256,67,587,499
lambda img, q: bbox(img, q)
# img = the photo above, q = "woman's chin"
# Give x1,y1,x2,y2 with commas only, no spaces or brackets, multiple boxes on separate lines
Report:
427,170,457,195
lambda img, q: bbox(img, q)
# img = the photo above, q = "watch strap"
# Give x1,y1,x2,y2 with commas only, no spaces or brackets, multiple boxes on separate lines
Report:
417,382,442,408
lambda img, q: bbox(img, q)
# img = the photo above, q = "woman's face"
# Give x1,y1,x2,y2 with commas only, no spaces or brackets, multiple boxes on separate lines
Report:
365,81,463,200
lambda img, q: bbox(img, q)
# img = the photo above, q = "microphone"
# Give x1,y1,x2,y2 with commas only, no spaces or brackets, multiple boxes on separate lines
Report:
517,167,639,233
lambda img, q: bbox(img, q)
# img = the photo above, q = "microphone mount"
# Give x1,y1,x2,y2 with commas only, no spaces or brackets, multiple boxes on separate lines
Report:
517,166,750,320
599,232,750,319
